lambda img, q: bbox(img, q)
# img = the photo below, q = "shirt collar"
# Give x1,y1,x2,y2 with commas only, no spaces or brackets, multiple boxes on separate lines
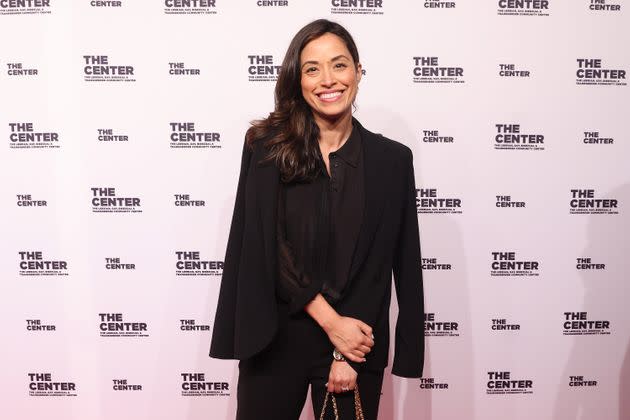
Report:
329,122,362,168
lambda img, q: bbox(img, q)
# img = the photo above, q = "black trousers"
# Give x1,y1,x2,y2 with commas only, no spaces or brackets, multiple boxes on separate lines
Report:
236,306,384,420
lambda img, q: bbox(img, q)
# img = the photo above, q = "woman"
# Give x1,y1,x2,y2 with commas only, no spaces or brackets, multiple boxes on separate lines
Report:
210,19,424,419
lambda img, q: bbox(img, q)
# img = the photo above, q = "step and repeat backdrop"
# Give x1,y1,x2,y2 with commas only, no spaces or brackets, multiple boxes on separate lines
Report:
1,1,628,420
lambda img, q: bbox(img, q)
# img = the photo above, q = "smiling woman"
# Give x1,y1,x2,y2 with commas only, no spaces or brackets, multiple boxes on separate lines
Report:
209,18,425,420
300,33,362,123
243,19,365,184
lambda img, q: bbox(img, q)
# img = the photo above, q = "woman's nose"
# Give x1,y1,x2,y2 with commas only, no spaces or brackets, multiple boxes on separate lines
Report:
319,67,335,86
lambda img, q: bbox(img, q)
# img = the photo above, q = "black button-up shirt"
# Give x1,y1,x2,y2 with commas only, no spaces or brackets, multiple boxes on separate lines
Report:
276,122,365,315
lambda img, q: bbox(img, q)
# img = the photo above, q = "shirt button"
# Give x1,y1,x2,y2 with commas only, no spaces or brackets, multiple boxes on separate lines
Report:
334,163,339,167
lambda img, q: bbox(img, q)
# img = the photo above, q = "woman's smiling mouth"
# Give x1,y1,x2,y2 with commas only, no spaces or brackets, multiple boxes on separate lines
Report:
317,90,344,102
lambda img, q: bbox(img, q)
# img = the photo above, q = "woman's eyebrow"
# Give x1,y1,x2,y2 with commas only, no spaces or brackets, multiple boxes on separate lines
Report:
301,55,350,69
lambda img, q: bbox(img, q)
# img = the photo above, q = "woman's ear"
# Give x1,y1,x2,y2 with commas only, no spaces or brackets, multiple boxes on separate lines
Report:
356,62,363,83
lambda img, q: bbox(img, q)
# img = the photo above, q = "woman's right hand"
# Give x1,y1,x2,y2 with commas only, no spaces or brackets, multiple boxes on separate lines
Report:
323,315,374,363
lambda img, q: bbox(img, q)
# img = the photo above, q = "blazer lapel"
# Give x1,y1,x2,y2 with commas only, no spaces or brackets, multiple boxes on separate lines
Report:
347,119,387,283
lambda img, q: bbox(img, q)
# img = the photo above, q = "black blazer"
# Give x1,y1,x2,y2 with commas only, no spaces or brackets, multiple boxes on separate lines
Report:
209,117,425,378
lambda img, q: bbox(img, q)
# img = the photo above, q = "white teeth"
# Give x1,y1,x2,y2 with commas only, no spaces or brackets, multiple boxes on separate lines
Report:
319,91,342,99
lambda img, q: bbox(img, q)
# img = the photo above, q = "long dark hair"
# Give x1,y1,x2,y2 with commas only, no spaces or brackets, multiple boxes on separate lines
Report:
245,19,360,183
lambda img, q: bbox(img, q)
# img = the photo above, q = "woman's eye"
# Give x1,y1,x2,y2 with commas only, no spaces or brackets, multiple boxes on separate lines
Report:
305,67,318,73
335,63,348,69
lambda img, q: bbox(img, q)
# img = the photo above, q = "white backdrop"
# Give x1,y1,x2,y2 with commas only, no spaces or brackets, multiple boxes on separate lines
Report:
1,1,629,419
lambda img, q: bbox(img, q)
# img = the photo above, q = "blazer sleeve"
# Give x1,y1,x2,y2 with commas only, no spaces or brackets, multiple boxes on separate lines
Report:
209,137,253,359
391,147,425,378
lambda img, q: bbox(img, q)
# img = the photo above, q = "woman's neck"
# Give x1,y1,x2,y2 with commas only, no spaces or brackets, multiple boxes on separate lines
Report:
315,112,353,152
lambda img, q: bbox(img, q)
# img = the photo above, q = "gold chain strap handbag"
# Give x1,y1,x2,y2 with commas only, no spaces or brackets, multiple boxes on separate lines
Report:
319,384,365,420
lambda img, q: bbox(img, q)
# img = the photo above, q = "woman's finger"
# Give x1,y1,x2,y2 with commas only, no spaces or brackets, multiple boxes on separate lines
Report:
359,344,372,354
343,351,365,363
357,321,373,337
326,379,334,393
361,335,375,348
342,378,356,392
351,349,366,358
334,381,343,394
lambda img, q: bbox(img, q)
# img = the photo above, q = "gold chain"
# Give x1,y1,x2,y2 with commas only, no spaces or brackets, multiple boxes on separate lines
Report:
354,386,364,419
319,385,364,420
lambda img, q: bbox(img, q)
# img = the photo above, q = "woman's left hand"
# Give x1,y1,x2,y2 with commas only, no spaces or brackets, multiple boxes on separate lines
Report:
326,360,358,393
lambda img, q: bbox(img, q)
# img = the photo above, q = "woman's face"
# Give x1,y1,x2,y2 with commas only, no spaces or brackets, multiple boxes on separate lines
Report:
300,32,362,123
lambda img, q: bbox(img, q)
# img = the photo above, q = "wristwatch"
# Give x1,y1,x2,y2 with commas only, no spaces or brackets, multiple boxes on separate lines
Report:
332,348,346,362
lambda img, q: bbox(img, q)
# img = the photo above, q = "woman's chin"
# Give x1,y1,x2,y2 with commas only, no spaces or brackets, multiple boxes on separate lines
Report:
312,107,352,123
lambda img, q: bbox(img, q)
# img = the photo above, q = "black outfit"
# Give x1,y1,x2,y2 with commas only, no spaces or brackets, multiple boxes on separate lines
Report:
275,122,366,379
276,121,364,312
237,123,377,419
210,117,425,418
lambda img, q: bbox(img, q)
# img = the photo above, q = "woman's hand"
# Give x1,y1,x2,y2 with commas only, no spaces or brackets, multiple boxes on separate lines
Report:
324,316,374,362
326,360,358,393
305,294,374,363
